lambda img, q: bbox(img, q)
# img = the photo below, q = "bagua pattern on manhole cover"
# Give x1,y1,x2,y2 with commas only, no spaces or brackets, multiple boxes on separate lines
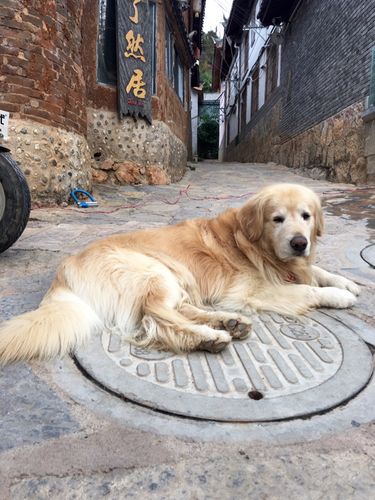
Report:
75,311,373,422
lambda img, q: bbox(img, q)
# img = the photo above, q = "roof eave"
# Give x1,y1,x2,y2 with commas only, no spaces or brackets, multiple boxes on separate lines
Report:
220,0,255,80
171,0,195,66
258,0,300,27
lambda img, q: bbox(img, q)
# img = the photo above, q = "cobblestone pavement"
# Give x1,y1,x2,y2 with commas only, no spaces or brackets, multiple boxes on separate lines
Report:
0,161,374,499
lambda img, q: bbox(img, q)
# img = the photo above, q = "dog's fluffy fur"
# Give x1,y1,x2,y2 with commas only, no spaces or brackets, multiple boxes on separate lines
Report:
0,183,360,363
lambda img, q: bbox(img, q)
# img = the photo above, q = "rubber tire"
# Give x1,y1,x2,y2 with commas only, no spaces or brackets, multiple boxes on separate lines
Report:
0,151,31,253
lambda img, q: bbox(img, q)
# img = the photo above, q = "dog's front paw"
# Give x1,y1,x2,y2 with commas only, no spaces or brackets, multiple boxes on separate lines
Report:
335,288,357,308
318,287,357,309
334,277,360,296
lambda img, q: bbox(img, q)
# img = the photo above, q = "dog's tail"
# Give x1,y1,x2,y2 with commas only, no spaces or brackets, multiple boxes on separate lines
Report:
0,287,102,364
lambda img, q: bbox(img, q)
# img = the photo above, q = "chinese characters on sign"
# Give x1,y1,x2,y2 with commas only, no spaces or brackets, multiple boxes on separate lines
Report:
125,69,146,98
129,0,141,23
125,31,146,62
117,0,152,123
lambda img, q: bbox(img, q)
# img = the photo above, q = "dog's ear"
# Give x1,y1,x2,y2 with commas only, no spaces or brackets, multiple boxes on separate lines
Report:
313,198,324,237
237,195,265,242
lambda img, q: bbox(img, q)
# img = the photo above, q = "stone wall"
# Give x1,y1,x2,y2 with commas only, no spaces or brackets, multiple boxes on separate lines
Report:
225,95,282,165
279,102,367,184
88,109,186,185
226,100,367,184
5,118,91,204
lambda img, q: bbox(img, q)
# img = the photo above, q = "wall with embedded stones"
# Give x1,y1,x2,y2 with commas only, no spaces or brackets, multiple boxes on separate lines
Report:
4,119,91,204
225,100,367,184
278,102,367,184
88,110,187,185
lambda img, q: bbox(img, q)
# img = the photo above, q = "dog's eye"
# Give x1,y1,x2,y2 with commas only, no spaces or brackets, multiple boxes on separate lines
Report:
273,216,285,223
302,212,311,220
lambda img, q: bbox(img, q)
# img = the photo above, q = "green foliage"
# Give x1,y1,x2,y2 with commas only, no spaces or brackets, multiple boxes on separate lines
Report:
198,110,219,160
200,30,219,91
200,69,212,91
198,115,219,144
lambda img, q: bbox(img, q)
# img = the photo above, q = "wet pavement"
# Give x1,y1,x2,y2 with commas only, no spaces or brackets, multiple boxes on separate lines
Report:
0,161,375,499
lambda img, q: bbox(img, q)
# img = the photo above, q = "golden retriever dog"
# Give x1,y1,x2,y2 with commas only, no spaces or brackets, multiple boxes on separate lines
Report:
0,183,360,364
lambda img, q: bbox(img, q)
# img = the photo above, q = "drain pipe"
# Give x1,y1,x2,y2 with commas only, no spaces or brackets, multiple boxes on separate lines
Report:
237,42,242,144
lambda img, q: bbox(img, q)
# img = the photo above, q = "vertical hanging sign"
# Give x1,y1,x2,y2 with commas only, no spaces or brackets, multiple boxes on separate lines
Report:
117,0,152,123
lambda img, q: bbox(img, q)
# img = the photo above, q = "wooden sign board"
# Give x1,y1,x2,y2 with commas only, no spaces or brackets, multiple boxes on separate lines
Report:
116,0,152,124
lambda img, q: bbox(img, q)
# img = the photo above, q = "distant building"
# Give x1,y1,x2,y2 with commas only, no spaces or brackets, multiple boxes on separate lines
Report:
217,0,375,183
198,92,220,159
0,0,205,203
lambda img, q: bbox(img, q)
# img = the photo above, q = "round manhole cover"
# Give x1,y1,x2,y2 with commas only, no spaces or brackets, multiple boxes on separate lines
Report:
75,311,373,422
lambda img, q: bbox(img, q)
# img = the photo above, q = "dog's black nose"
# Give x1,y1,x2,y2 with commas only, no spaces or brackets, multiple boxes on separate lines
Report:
290,236,308,253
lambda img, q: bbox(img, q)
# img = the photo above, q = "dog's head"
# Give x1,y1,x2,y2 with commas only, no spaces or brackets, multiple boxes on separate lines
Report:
237,183,324,261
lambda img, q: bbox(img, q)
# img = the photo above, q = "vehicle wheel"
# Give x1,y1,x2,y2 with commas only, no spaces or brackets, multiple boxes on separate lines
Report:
0,151,31,253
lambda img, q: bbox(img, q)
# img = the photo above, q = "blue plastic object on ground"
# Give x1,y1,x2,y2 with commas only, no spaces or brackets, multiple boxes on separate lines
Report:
70,189,98,208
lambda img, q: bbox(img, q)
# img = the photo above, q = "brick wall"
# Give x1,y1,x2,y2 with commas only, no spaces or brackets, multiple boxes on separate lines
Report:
279,0,375,141
0,0,87,135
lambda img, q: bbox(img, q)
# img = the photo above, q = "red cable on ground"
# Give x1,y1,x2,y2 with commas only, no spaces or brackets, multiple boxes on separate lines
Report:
34,185,374,216
42,184,257,215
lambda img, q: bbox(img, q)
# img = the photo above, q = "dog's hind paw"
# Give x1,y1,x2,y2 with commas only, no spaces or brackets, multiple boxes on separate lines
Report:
199,332,231,353
223,317,252,340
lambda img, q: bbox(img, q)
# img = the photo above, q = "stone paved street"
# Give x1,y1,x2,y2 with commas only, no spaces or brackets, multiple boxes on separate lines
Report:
0,161,375,499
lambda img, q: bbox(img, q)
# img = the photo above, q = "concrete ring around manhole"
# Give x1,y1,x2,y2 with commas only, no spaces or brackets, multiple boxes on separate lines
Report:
361,243,375,269
74,311,373,423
